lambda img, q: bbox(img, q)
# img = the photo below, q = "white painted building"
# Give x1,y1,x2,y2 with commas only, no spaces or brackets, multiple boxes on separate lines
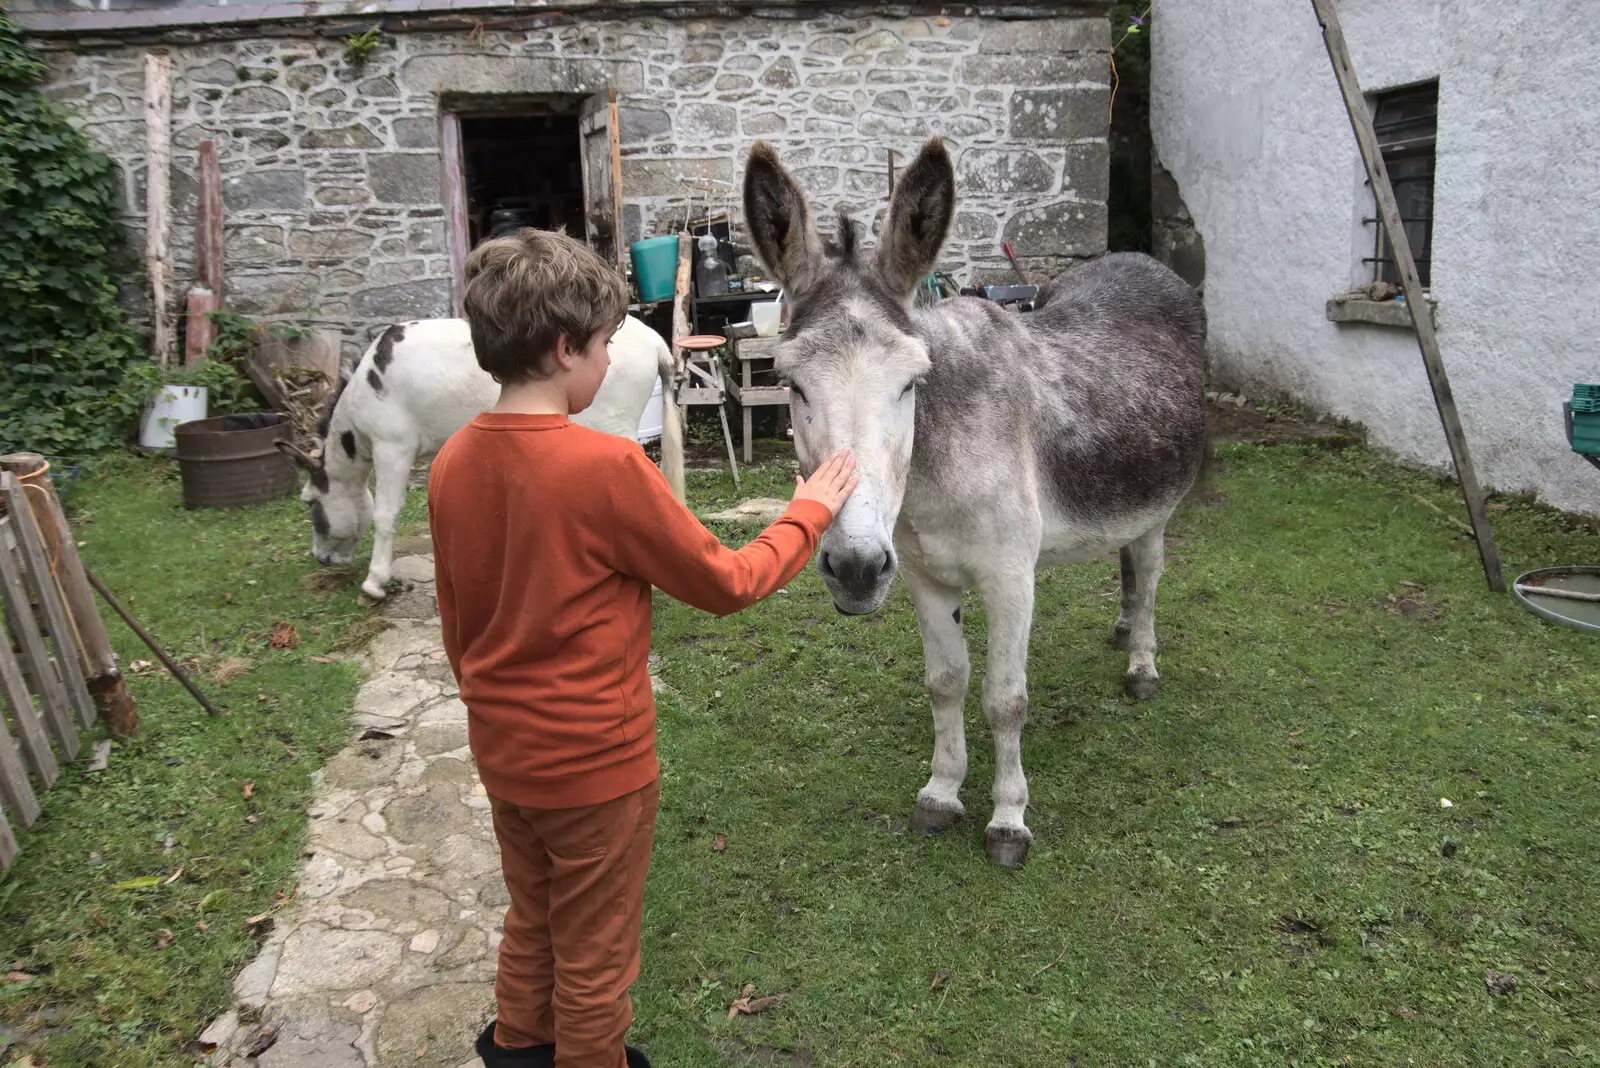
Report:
1151,0,1600,515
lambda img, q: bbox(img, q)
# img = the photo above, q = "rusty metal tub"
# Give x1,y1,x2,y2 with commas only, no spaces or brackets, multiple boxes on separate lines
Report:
173,412,296,509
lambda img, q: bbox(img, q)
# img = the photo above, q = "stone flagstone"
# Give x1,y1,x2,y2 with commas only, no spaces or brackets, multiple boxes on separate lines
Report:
209,554,496,1067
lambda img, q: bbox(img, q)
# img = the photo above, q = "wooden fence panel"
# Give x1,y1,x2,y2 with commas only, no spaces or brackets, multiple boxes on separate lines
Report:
2,475,96,730
0,694,40,828
0,517,78,760
0,621,56,791
0,471,119,870
0,805,16,870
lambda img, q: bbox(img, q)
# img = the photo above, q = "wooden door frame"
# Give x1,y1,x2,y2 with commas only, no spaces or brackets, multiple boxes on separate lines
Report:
442,97,620,314
441,110,470,319
578,88,626,272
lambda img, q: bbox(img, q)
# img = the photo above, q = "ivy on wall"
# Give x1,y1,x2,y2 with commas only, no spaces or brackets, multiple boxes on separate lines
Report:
0,2,145,455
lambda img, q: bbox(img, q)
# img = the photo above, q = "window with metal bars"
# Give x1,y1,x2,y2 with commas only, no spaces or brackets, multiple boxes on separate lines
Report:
1366,81,1438,287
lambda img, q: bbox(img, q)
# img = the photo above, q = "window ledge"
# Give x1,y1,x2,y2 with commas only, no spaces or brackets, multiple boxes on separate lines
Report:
1325,296,1438,330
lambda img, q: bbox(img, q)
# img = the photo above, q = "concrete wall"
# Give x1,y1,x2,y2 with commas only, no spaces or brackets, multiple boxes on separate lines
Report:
32,7,1110,364
1151,0,1600,515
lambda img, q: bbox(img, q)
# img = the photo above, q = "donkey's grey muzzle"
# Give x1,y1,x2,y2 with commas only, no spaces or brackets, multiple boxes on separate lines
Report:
818,546,896,614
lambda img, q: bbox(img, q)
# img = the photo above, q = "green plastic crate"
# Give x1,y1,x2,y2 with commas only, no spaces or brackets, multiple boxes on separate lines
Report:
1570,388,1600,456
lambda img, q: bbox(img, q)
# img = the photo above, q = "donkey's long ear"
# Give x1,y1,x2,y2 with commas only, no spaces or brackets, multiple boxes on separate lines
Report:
875,138,955,298
743,141,825,296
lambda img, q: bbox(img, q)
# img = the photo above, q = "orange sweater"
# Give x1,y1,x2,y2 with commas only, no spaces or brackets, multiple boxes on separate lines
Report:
428,413,830,809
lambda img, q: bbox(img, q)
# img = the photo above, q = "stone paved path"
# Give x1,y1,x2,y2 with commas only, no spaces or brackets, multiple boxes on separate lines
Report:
209,540,501,1067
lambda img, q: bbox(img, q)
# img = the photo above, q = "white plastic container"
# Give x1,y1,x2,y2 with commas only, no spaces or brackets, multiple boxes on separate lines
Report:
139,384,208,449
635,374,663,444
751,300,782,337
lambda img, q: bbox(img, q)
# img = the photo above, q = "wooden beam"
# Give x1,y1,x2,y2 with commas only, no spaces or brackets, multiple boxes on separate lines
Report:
1309,0,1505,593
670,231,693,374
1,475,96,733
195,139,223,296
1,455,136,737
144,52,173,368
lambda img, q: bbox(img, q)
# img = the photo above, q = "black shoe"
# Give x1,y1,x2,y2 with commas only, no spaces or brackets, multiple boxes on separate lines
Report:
625,1047,652,1068
475,1019,555,1068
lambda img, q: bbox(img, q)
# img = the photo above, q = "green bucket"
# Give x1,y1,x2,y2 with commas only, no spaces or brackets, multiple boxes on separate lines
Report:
1570,384,1600,457
630,236,679,303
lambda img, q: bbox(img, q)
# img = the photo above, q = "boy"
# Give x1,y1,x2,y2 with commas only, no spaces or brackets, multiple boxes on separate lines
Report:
428,229,856,1068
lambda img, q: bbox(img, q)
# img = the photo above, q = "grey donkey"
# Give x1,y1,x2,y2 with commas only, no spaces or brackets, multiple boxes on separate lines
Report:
742,138,1207,867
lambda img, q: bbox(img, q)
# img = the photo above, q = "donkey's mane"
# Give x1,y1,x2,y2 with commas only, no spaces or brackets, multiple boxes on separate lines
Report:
316,372,350,441
824,212,860,265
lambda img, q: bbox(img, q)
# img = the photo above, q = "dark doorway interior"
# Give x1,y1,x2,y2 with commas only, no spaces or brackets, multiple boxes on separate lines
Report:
459,113,585,249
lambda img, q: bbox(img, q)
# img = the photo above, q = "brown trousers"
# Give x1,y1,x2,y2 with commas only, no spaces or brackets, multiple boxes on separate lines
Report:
488,778,660,1068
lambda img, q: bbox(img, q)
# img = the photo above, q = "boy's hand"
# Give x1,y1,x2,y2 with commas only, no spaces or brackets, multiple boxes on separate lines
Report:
793,449,858,519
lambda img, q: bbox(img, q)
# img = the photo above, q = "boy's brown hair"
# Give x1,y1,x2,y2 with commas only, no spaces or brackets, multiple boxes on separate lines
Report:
462,228,629,382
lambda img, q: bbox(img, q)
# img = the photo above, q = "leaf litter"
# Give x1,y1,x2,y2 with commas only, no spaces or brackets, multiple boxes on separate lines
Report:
728,982,783,1018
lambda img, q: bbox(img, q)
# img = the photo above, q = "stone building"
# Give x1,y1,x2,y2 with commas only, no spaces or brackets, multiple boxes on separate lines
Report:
1152,0,1600,515
15,0,1113,364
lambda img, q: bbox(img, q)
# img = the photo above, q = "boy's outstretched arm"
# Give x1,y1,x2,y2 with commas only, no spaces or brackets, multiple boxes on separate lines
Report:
608,449,857,615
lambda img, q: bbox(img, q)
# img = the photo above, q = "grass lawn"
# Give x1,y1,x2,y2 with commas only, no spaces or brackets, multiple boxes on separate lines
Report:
0,455,425,1066
637,444,1600,1067
3,441,1598,1066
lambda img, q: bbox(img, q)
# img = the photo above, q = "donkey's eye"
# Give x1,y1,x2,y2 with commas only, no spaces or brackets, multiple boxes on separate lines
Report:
787,382,807,404
900,382,916,398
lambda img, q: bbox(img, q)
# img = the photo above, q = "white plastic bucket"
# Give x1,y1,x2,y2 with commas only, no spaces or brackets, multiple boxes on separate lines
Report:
751,300,781,337
635,374,663,444
139,384,208,449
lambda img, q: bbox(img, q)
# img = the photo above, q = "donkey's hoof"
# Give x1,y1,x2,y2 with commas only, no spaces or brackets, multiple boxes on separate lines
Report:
1124,671,1160,700
360,579,389,601
1112,623,1132,651
984,825,1033,868
911,797,964,835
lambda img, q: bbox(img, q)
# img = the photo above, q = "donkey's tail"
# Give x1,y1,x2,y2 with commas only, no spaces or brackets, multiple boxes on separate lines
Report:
1186,426,1217,505
658,339,686,502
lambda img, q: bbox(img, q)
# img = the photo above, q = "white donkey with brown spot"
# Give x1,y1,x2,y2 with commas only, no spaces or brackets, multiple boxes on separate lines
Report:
278,314,684,601
743,139,1207,866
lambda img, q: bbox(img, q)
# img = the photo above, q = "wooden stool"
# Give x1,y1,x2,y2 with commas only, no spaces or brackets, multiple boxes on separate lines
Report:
729,336,791,464
674,335,740,488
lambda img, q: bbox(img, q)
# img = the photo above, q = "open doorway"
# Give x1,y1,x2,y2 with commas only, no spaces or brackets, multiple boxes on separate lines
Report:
459,111,585,247
442,90,623,316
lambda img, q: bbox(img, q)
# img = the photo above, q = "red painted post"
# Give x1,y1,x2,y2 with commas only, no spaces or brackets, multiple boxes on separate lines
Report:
195,140,223,297
185,287,219,366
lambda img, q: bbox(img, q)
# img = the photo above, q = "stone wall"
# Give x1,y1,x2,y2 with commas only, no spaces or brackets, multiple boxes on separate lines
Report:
37,7,1109,362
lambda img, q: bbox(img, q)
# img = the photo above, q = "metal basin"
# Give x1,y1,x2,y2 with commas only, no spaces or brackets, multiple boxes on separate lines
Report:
1512,566,1600,634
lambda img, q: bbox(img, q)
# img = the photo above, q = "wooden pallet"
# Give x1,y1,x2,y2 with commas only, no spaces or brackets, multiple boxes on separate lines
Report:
0,465,130,870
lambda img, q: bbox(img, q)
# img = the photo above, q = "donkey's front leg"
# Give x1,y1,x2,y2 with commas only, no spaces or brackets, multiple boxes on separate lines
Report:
977,568,1036,868
361,442,413,600
1119,525,1165,700
902,568,970,835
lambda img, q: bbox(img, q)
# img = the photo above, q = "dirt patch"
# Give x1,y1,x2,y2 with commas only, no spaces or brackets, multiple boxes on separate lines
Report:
300,567,358,594
1274,913,1335,960
328,615,395,651
1373,580,1446,620
1206,395,1365,449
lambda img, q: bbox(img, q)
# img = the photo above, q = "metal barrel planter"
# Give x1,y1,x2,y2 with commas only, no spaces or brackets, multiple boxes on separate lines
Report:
172,412,297,509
